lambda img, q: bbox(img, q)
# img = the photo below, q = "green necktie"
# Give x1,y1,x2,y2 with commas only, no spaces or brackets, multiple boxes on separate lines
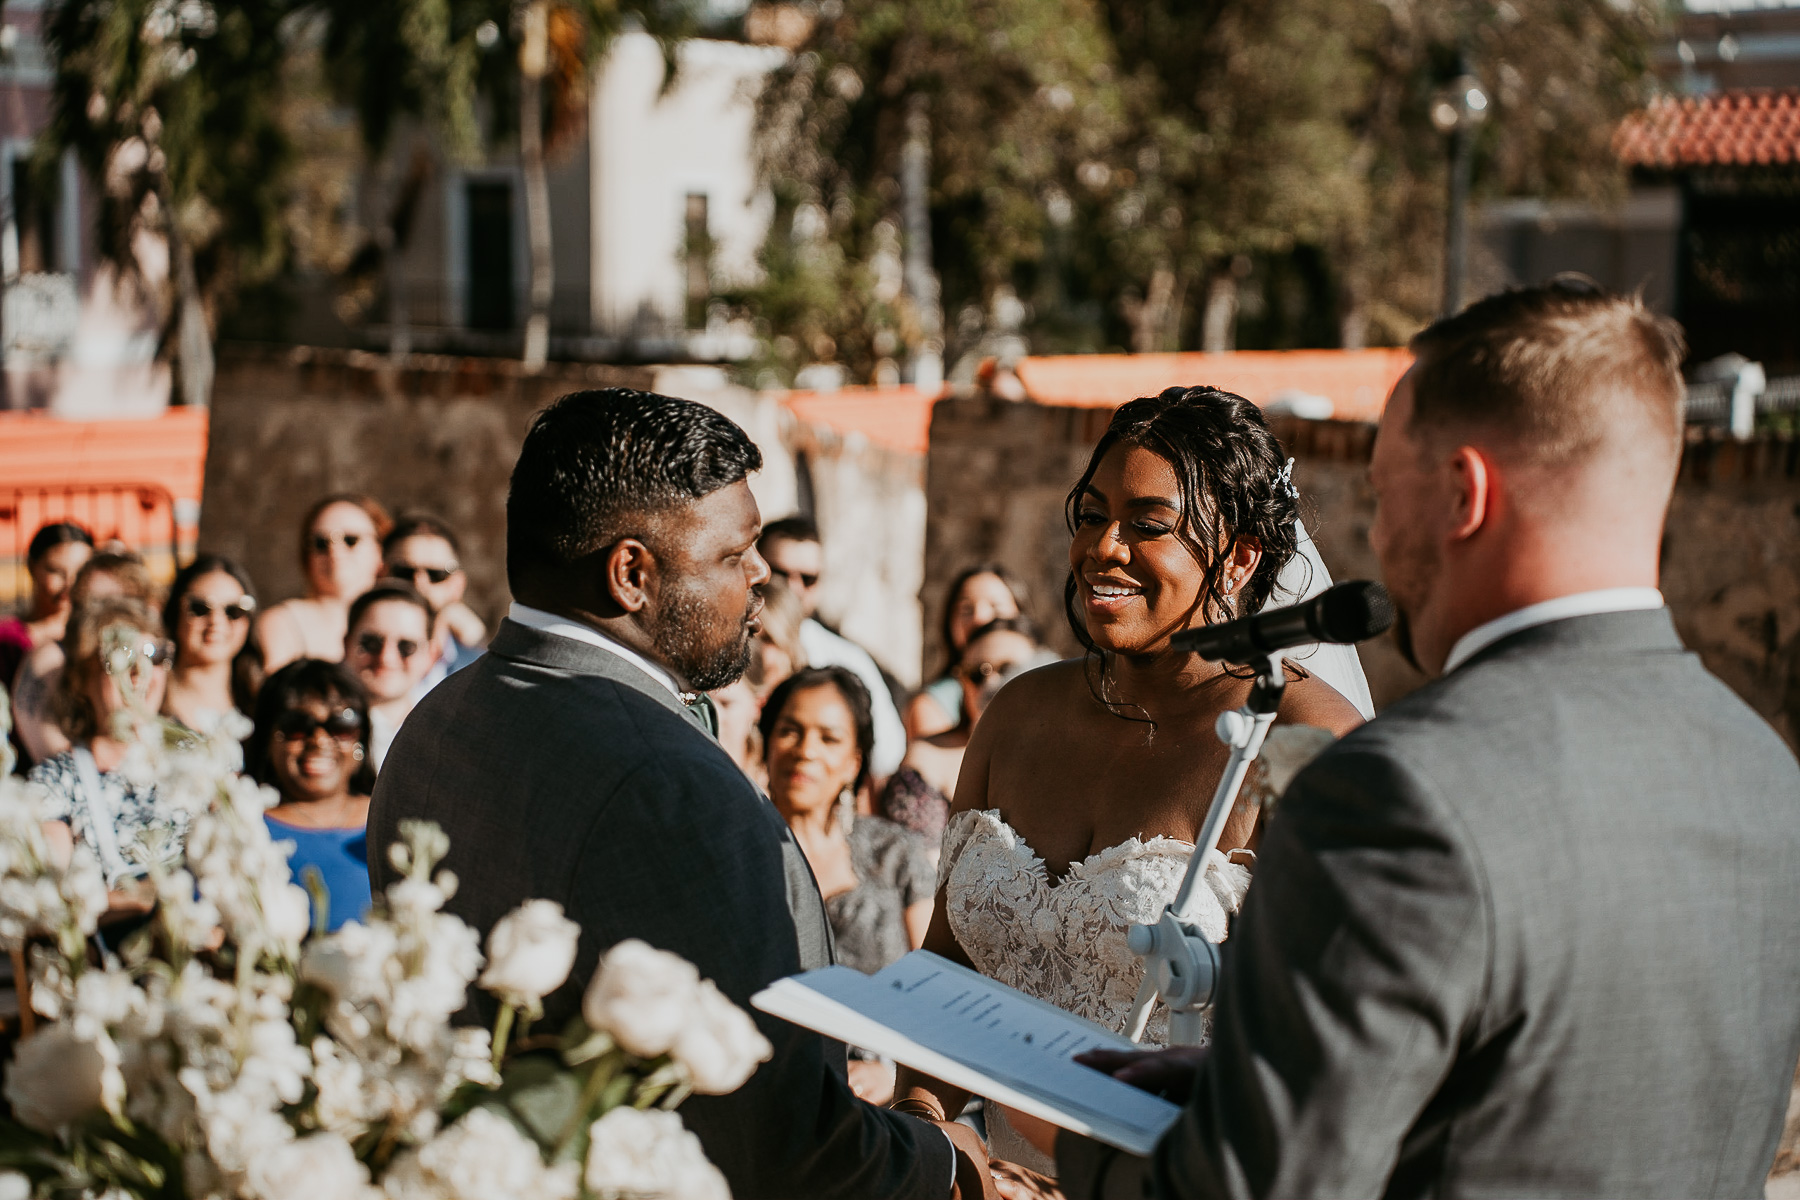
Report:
682,692,719,740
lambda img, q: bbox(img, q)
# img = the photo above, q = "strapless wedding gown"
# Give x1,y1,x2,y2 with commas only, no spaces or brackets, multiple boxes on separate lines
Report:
938,808,1250,1173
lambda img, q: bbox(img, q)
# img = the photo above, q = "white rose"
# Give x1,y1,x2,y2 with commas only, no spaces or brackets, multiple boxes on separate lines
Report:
0,1170,29,1200
671,980,771,1095
247,1133,378,1200
584,1107,728,1200
4,1025,123,1132
582,940,700,1058
479,899,580,1013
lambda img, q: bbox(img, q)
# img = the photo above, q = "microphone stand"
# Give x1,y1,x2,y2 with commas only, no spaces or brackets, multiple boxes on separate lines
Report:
1123,651,1286,1046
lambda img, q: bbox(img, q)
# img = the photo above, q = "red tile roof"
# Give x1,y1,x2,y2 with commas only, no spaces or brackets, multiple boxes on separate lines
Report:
1014,349,1413,423
782,385,945,456
1615,88,1800,168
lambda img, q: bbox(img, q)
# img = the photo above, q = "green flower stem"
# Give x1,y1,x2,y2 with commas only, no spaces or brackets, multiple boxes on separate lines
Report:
492,1001,517,1073
557,1047,622,1151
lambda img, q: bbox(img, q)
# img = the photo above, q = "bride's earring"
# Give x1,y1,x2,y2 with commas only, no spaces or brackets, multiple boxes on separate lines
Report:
836,787,855,833
352,743,366,762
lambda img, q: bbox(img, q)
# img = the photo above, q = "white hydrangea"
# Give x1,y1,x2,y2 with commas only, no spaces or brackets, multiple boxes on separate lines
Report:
246,1132,381,1200
382,1108,577,1200
584,1107,728,1200
479,899,580,1015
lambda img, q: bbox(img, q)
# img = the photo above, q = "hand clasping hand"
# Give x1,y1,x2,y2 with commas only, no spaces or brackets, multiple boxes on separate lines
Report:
1074,1046,1208,1104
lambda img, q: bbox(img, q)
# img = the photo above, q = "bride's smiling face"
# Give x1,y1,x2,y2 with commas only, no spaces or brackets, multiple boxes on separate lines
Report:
1071,443,1256,657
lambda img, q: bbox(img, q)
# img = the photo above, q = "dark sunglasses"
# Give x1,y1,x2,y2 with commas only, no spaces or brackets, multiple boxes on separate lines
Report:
961,658,1025,684
356,632,420,660
274,707,362,742
310,532,364,555
184,596,256,622
772,567,819,589
389,562,458,585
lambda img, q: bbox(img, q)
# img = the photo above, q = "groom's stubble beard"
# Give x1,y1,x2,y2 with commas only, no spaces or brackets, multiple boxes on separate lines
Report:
648,572,757,692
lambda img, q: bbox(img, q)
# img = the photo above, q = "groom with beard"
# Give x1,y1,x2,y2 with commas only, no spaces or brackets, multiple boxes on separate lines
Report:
1060,280,1800,1199
370,389,992,1200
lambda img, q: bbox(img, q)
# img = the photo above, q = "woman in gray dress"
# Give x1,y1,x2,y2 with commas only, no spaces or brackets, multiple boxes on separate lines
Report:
761,666,934,1102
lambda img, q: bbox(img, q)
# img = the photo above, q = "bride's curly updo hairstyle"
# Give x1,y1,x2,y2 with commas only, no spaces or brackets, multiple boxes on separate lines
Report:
1062,386,1302,656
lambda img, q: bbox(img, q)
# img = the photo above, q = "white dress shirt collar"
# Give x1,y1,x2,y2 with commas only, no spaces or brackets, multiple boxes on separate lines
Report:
1442,587,1666,676
507,602,681,696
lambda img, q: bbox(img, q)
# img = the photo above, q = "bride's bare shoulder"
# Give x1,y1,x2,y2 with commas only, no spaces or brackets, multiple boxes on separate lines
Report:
978,657,1092,728
1279,671,1365,737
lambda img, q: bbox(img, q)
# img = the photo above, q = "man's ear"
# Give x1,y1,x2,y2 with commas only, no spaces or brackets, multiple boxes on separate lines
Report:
600,538,659,614
1447,445,1495,543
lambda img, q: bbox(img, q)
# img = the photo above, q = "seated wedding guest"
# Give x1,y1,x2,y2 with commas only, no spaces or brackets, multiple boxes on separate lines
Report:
246,659,374,933
758,516,907,785
882,617,1050,849
904,565,1026,739
343,582,435,770
382,513,486,688
2,522,94,699
765,667,934,970
745,576,807,701
14,552,158,766
161,555,259,733
28,598,186,918
763,666,935,1104
257,494,391,673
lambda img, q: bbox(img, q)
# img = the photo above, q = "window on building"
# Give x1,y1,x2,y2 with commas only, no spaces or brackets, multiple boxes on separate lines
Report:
466,180,515,331
685,192,711,329
10,158,61,275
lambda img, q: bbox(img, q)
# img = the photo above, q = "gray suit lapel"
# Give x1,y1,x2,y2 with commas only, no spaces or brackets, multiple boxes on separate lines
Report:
488,619,701,727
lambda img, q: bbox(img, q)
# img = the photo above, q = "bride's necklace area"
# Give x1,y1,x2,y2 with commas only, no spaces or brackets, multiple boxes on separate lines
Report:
1092,651,1238,745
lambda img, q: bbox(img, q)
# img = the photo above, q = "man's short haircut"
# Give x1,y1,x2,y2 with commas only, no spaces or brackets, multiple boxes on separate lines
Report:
506,388,763,587
347,581,435,636
385,513,462,559
1407,276,1686,465
758,515,821,551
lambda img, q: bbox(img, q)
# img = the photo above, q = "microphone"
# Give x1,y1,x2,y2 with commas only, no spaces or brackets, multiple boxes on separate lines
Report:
1171,580,1395,664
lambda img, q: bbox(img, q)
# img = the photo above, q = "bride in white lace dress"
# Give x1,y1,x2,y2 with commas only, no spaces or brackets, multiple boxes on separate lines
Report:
891,388,1366,1174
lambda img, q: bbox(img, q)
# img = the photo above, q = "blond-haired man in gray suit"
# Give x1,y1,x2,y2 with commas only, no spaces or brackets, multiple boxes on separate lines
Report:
1061,279,1800,1199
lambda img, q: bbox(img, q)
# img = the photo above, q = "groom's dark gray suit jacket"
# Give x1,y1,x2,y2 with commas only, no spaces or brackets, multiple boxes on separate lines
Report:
369,619,952,1200
1062,608,1800,1199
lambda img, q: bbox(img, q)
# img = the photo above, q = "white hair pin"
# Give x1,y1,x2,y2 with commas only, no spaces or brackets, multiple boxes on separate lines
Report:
1277,457,1299,502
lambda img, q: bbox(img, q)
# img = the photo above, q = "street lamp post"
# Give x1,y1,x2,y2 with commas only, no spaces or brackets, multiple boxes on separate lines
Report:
1432,70,1488,316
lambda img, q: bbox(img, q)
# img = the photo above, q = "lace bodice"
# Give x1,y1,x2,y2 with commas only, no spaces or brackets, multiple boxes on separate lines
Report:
938,808,1250,1046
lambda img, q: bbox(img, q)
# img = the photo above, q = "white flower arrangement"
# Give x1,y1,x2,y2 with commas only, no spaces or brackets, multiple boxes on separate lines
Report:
0,627,769,1199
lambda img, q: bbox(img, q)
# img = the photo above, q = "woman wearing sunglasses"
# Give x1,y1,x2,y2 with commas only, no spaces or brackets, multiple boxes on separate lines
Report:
29,597,187,917
881,617,1052,853
257,494,391,674
161,555,260,733
342,582,435,771
246,659,375,933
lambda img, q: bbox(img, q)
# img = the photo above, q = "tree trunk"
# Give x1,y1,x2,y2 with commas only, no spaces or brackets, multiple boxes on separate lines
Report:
158,179,212,407
1125,264,1176,354
1338,271,1368,350
519,1,553,373
1201,270,1238,354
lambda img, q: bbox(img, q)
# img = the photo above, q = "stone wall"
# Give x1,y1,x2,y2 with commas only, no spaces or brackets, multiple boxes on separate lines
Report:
199,348,927,684
923,397,1800,746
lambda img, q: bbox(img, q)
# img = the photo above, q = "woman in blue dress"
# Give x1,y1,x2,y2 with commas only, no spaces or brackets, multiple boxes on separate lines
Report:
245,659,376,932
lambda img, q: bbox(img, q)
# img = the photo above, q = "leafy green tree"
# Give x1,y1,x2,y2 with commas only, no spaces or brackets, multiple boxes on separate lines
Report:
744,0,1668,375
1328,0,1667,346
42,0,295,405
